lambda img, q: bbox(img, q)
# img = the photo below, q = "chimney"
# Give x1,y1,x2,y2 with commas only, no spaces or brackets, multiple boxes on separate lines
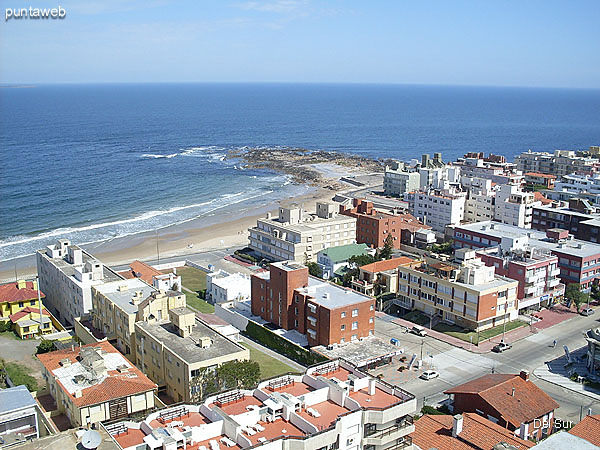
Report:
519,370,529,382
512,387,516,397
17,279,27,290
32,280,38,291
452,414,463,437
368,378,376,396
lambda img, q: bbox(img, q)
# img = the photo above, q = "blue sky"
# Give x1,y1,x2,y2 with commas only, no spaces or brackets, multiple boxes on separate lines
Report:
1,0,599,87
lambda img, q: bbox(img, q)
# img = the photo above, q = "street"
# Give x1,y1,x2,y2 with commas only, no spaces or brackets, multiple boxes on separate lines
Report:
374,311,600,422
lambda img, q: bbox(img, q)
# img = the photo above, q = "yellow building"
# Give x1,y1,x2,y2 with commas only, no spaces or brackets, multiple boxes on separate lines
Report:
0,280,63,339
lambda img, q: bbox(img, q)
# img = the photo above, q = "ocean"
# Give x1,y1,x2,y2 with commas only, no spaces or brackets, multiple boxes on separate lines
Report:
1,83,599,262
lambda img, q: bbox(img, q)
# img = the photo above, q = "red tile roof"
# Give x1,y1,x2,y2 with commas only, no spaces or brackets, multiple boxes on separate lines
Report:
525,172,556,179
9,306,50,322
445,374,559,428
569,414,600,447
37,341,156,407
0,281,44,304
534,191,553,205
360,256,417,273
118,260,163,284
412,413,534,450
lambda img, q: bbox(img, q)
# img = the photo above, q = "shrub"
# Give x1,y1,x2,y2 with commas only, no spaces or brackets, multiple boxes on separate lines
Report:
36,340,57,354
243,322,327,366
0,321,12,333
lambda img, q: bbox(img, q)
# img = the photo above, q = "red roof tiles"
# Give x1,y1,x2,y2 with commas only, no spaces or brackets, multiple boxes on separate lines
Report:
118,260,163,284
360,256,417,274
568,414,600,447
411,413,534,450
445,374,559,428
37,341,157,407
9,306,50,322
0,281,44,304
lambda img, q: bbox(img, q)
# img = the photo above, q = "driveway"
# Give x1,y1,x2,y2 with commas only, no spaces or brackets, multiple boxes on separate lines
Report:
0,333,45,388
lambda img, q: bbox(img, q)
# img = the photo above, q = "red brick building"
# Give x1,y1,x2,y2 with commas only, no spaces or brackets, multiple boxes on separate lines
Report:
340,199,429,248
444,371,559,442
251,262,375,346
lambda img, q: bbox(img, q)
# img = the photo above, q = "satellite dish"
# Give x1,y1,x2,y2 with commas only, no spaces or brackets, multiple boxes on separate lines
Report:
81,430,102,449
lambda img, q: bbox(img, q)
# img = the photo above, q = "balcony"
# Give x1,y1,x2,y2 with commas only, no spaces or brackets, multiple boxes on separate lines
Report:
525,272,543,283
524,285,537,295
352,279,375,295
550,268,560,277
547,278,561,288
363,417,414,447
380,437,412,450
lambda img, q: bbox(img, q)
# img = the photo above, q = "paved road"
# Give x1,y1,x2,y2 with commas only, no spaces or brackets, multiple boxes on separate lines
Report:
374,311,600,422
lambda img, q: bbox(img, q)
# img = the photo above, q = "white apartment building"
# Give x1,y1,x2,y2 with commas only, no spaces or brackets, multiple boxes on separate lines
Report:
36,239,122,326
408,187,466,233
494,184,540,228
516,149,598,176
555,173,600,195
105,358,417,450
395,255,519,331
248,202,357,262
153,272,182,291
383,163,420,196
419,165,461,190
206,270,251,303
462,177,496,223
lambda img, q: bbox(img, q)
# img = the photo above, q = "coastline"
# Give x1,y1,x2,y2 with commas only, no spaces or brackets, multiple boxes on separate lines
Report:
0,161,381,282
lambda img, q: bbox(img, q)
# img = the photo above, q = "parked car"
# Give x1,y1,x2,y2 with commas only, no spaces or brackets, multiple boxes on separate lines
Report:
492,342,512,353
581,307,595,316
410,325,427,337
420,370,439,380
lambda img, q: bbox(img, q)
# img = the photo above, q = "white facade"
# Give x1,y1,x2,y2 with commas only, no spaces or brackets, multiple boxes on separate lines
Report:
419,165,461,190
36,239,121,326
409,188,466,233
463,177,496,223
248,202,357,262
555,173,600,194
207,270,251,303
494,184,540,229
383,165,420,196
152,272,182,291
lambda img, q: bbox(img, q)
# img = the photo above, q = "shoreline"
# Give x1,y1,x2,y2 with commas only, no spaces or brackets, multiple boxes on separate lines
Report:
0,160,382,282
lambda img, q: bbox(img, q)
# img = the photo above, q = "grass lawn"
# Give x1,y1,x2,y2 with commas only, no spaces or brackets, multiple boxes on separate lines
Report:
0,359,39,391
434,320,528,344
177,266,214,313
240,342,298,380
0,330,19,340
401,310,430,326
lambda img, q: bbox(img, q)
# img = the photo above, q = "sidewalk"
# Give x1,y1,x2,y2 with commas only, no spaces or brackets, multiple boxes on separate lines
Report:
385,315,537,354
533,348,600,401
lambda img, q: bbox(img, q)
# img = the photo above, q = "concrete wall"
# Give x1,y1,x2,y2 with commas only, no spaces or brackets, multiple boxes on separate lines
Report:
215,304,249,332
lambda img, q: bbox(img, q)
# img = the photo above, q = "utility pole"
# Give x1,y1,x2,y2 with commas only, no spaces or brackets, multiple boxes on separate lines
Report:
37,276,43,337
502,302,508,343
156,231,160,265
420,340,424,360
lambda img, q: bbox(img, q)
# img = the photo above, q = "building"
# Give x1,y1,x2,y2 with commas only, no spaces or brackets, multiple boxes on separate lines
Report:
119,260,182,291
456,152,522,185
475,241,563,312
445,371,559,442
411,413,533,450
494,184,539,229
524,172,556,190
453,221,600,291
383,161,420,196
12,426,120,450
532,199,600,243
104,358,417,450
251,262,375,346
36,240,122,326
515,149,599,177
407,187,466,233
316,242,370,279
0,385,40,447
462,177,496,223
248,203,357,263
584,328,600,376
134,307,249,403
37,341,157,427
92,278,186,361
568,414,600,448
394,255,518,331
352,257,419,297
340,199,430,249
206,270,251,304
0,280,62,339
530,431,599,450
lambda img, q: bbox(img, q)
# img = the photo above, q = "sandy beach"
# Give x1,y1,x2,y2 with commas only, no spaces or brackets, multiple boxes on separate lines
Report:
0,162,382,282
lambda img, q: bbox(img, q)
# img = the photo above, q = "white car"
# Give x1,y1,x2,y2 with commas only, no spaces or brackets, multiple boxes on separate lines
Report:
420,370,440,380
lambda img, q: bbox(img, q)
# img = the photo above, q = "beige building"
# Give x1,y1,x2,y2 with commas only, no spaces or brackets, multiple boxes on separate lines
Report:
37,342,156,427
134,307,249,403
91,278,186,362
248,202,357,262
394,253,518,331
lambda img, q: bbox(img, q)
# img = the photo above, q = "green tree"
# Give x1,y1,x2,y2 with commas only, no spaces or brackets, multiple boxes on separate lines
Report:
565,283,590,312
377,234,394,260
36,340,57,354
427,240,453,255
342,253,377,287
306,262,322,278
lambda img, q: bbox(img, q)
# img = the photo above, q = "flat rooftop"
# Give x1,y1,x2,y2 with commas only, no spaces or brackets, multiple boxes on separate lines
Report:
0,385,36,414
299,277,373,309
93,278,156,314
37,247,122,283
136,318,246,365
313,336,399,367
456,221,600,258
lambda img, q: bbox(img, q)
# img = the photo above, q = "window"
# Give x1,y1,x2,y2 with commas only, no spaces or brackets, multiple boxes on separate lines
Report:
341,325,346,331
369,305,374,311
351,334,358,340
352,308,358,317
369,317,373,324
352,321,358,330
341,311,346,318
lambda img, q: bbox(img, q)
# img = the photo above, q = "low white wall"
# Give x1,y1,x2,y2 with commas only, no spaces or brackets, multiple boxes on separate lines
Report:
154,261,186,271
215,304,249,332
